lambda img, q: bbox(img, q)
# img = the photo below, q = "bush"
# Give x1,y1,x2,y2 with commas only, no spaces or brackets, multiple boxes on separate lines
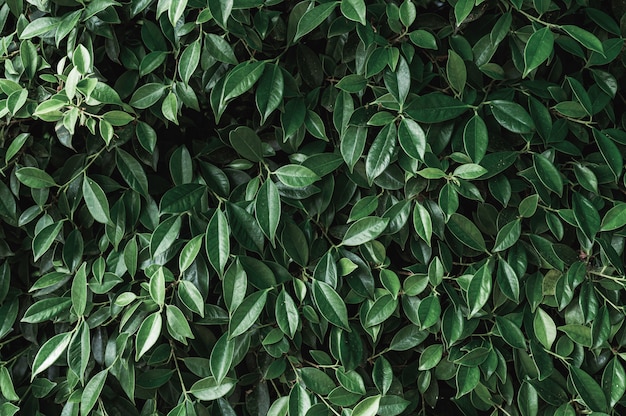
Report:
1,0,626,414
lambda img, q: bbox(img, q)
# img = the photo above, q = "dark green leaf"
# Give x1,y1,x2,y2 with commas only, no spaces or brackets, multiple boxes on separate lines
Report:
447,213,486,252
312,280,350,330
489,100,535,133
406,93,470,123
229,289,268,338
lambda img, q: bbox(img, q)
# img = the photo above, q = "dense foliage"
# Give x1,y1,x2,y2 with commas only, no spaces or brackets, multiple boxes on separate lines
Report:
1,0,626,414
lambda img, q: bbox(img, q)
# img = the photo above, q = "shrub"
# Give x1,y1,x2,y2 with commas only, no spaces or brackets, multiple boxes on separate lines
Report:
0,0,625,414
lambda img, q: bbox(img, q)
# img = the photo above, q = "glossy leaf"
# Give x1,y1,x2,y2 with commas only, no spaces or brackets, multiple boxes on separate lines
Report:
312,280,350,330
229,290,268,339
523,27,554,77
82,176,110,224
342,216,389,246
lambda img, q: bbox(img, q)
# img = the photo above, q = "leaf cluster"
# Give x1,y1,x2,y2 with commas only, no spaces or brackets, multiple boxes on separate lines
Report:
0,0,626,415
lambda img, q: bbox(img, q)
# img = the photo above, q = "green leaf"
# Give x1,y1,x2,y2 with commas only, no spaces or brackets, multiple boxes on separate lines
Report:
0,366,19,401
572,193,600,242
206,209,230,276
210,334,234,384
336,74,367,92
190,377,236,401
453,163,487,180
150,215,182,257
406,93,470,123
601,203,626,231
178,280,204,317
83,176,111,224
149,267,165,306
160,184,205,214
365,294,397,327
289,383,311,416
294,2,338,42
136,121,157,153
31,332,72,380
341,126,367,172
229,126,264,162
533,154,563,196
593,128,622,181
32,222,64,262
168,0,187,25
5,133,29,164
70,263,87,316
116,148,149,197
340,0,366,25
365,123,397,184
229,289,268,338
222,259,246,312
418,344,443,371
468,263,491,317
352,394,381,416
312,280,350,330
205,33,238,65
342,216,389,246
447,213,486,252
533,307,556,350
570,366,608,412
409,30,438,49
20,17,60,39
398,118,425,161
276,288,299,338
129,83,167,109
178,39,200,84
135,312,162,360
523,27,554,77
16,167,56,189
413,202,432,246
519,194,539,217
255,179,280,243
102,111,134,127
300,367,335,395
161,92,178,124
463,115,488,163
495,316,526,349
602,358,626,408
223,61,265,103
447,49,466,95
493,219,521,252
274,165,320,187
80,370,107,416
139,51,167,77
454,0,473,26
562,25,604,55
166,304,194,345
22,297,71,323
256,64,284,124
518,382,539,416
490,100,535,133
559,324,592,347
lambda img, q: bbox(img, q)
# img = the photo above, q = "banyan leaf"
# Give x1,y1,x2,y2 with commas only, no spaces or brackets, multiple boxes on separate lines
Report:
365,123,396,184
405,93,470,123
31,332,72,380
523,27,554,77
570,365,609,413
447,213,486,252
312,280,350,331
342,216,389,246
294,2,338,42
489,100,535,133
228,289,268,339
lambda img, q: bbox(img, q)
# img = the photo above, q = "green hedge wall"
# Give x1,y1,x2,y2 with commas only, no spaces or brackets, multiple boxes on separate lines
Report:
0,0,626,415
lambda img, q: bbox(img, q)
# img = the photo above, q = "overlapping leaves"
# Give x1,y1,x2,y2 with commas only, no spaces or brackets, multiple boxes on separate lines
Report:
0,0,625,415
